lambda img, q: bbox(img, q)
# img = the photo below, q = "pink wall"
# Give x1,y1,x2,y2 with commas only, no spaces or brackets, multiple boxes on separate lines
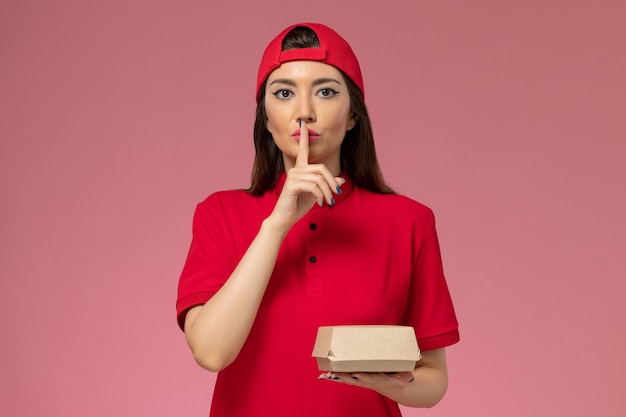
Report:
1,1,624,416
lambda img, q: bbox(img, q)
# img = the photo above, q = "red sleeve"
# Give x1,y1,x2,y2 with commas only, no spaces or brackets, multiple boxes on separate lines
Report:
403,210,460,351
175,195,234,330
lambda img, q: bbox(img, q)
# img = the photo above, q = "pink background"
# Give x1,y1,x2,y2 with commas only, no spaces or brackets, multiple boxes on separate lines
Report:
1,1,624,416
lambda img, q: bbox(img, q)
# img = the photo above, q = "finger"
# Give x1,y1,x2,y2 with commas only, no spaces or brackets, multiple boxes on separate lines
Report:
289,170,333,207
296,169,337,206
348,371,414,386
284,172,326,207
312,165,345,197
387,371,415,384
332,175,346,195
295,119,309,168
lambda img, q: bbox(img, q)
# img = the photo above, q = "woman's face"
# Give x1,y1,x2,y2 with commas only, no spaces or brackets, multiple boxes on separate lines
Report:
264,60,355,175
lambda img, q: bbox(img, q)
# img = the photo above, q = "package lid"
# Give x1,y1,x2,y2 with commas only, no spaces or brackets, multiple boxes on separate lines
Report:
312,325,421,372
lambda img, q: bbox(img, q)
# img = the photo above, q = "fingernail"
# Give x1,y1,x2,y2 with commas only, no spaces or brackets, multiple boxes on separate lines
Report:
330,376,340,380
330,198,335,207
336,186,342,195
299,118,302,127
351,374,359,380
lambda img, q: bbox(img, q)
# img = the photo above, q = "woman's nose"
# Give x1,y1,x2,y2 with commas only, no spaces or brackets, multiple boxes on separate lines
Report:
296,97,316,123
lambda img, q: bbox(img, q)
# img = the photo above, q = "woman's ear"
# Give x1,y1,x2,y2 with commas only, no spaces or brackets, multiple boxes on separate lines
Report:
265,113,272,133
347,114,357,131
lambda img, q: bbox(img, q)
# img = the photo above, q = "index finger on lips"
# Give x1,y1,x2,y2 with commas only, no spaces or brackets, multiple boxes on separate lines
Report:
295,118,309,168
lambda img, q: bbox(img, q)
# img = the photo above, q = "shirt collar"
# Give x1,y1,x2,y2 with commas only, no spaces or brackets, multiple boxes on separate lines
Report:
273,172,354,206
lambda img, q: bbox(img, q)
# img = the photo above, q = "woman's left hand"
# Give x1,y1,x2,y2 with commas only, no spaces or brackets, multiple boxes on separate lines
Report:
318,371,415,392
316,349,449,408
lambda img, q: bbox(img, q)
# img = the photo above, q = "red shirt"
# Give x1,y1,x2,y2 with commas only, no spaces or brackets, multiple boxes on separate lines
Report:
177,175,459,417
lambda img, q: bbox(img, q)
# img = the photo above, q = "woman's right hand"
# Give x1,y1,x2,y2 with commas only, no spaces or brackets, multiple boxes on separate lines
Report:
267,122,344,232
185,123,344,372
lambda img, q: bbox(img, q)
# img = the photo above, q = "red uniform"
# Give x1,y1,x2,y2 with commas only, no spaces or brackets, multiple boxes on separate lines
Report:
177,174,459,417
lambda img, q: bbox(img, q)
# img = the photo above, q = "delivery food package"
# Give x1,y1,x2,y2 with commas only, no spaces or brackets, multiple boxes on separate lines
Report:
312,325,421,373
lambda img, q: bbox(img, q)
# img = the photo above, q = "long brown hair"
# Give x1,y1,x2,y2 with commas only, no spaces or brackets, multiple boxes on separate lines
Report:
247,26,394,195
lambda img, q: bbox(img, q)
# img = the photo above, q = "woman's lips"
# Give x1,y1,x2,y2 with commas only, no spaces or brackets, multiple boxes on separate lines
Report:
292,129,320,141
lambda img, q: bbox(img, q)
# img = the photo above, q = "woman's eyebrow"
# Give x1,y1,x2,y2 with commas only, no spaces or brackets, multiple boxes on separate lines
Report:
268,78,343,87
269,78,296,87
312,78,342,87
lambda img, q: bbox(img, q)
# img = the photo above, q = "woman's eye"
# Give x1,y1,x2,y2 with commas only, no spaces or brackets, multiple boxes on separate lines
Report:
318,88,337,98
273,89,293,99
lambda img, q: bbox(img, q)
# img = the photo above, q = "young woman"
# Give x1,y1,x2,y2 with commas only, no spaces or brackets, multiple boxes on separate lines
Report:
176,23,459,417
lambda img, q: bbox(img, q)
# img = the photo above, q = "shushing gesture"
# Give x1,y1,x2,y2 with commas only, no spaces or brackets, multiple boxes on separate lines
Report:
268,120,344,232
